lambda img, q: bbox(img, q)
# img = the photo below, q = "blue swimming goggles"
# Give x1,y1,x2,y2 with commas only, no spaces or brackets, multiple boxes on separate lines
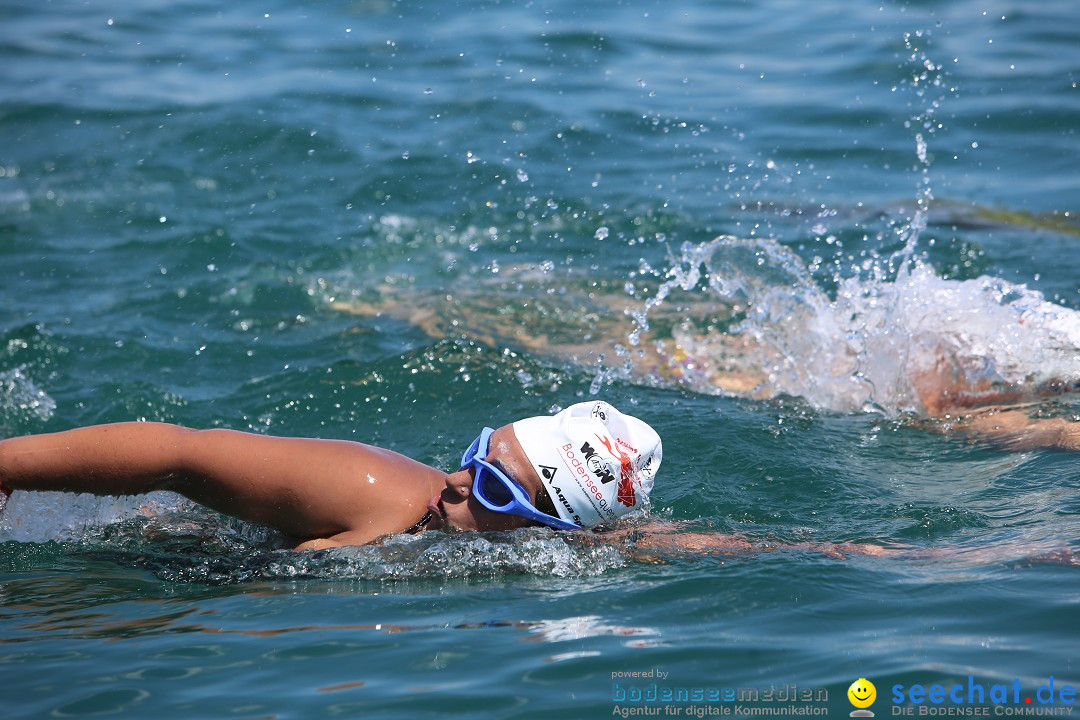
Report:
461,427,581,531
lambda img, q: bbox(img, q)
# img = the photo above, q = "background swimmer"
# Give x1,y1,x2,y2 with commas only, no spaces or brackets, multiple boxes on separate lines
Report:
331,237,1080,453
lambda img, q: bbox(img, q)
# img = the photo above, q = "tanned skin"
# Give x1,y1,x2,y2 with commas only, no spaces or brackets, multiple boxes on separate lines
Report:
0,423,538,549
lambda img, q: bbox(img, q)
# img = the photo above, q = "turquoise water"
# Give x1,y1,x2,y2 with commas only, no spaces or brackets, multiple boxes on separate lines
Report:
2,0,1080,717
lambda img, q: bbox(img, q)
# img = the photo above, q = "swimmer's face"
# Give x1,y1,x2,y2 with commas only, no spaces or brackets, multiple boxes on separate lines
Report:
431,424,547,533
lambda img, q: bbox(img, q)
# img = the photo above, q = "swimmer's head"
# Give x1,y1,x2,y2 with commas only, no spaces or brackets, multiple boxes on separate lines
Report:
513,401,662,529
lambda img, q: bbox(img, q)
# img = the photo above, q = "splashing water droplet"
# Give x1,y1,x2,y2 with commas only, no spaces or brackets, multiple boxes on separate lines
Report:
627,236,1080,416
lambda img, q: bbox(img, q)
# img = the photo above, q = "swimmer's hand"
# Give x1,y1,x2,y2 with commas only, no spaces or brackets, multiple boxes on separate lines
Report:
294,530,382,551
294,538,340,551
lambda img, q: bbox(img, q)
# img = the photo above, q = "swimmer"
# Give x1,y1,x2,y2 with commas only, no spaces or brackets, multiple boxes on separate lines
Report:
0,400,899,558
331,258,1080,453
0,401,662,550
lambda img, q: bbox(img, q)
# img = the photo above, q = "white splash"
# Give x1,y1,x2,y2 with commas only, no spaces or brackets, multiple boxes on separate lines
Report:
0,367,56,426
636,236,1080,416
0,491,185,542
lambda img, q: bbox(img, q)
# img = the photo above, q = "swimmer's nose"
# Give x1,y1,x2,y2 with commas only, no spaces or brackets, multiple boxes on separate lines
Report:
442,469,473,503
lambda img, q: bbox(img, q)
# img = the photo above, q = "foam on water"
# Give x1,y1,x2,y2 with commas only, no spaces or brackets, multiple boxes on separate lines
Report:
0,366,56,429
137,528,626,583
0,491,189,543
285,531,627,581
0,497,628,582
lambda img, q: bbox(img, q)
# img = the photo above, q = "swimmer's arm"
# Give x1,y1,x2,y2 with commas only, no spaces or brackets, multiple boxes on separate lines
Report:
0,423,396,540
0,422,196,495
608,521,754,553
605,522,898,558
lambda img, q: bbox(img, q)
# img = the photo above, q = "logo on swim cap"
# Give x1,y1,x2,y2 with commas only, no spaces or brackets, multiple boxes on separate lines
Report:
513,401,662,528
581,440,616,486
598,434,639,507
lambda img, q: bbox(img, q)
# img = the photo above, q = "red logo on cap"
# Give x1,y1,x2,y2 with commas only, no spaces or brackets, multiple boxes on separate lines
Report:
598,435,637,507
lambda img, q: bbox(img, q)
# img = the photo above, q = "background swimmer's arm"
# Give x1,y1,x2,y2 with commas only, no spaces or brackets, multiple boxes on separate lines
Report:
952,409,1080,452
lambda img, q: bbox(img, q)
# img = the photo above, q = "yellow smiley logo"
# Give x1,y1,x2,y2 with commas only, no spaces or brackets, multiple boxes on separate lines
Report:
848,678,877,709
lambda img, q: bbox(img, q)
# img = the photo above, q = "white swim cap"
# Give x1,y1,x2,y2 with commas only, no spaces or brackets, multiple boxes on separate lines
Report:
512,401,662,528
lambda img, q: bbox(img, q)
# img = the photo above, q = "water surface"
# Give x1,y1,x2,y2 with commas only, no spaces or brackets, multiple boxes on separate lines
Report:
2,0,1079,717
